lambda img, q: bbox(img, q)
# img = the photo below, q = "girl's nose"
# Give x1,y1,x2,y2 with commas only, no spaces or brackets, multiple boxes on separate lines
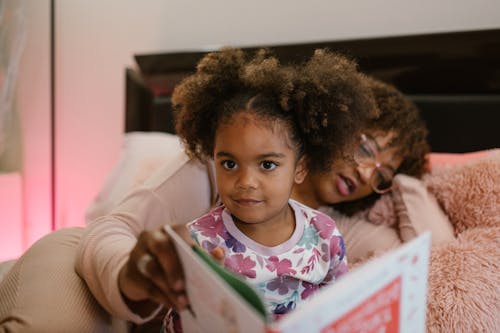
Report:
356,164,374,184
236,168,257,189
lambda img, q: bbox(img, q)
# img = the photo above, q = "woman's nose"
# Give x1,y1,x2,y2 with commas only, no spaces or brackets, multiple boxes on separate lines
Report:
356,164,374,184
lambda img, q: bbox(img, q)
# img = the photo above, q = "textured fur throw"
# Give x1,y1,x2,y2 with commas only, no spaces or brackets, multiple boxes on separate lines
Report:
360,150,499,332
423,151,500,333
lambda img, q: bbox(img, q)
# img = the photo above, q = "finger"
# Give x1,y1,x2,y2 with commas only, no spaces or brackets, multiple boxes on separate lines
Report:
128,232,188,310
136,251,179,301
210,246,225,263
143,229,188,308
146,283,175,306
119,251,174,308
129,231,180,303
136,253,153,277
147,229,185,290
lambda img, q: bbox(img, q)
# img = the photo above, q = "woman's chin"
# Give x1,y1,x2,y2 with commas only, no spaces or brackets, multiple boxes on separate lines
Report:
322,189,349,206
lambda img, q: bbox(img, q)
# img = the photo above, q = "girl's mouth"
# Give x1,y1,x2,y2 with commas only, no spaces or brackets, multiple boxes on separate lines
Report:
234,198,261,206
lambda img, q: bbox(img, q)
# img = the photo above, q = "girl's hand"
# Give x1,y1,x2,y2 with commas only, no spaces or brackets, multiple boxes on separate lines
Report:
210,246,225,264
118,226,189,315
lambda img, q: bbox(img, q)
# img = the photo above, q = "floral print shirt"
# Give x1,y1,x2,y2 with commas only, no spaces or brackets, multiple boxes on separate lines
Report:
188,199,348,318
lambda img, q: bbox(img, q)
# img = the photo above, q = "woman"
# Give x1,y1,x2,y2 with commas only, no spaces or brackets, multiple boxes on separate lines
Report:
0,49,428,332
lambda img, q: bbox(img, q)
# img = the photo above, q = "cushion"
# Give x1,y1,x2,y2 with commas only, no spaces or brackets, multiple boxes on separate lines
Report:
426,226,500,333
85,132,185,223
365,149,500,246
363,174,455,247
427,150,492,169
391,174,455,244
425,149,500,234
326,172,457,263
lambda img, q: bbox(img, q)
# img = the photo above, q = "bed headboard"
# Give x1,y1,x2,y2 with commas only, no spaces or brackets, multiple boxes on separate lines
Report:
125,29,500,153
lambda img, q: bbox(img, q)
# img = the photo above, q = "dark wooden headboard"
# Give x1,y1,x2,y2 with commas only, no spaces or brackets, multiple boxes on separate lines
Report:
125,29,500,153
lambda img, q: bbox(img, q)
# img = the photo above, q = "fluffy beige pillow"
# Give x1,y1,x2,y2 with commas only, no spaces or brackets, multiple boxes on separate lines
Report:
85,132,186,223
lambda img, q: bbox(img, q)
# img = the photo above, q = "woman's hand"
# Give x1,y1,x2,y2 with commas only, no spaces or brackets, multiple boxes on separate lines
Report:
118,226,189,315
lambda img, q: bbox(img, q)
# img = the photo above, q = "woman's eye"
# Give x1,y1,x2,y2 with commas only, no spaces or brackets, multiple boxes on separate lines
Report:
374,168,393,187
222,160,237,170
261,161,277,170
359,143,376,158
354,143,376,166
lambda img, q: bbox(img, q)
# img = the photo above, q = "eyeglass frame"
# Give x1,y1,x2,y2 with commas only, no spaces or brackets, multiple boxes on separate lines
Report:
353,133,396,194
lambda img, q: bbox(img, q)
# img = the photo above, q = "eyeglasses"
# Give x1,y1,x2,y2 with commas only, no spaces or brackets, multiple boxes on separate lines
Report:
353,134,395,194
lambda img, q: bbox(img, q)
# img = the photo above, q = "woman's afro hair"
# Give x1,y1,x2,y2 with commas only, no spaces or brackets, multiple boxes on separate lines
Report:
332,76,430,216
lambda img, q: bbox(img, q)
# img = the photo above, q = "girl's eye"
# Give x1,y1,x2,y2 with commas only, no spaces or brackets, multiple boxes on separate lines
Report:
222,160,237,170
261,161,277,170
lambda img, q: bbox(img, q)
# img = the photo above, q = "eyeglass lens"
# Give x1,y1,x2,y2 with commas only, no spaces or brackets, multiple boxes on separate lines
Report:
355,135,394,193
372,167,393,193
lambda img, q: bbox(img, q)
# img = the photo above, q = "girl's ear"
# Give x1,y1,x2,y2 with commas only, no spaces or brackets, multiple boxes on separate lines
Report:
294,156,308,184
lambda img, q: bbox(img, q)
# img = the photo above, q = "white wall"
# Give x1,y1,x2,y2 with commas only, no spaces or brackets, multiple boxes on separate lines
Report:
17,0,52,248
48,0,500,229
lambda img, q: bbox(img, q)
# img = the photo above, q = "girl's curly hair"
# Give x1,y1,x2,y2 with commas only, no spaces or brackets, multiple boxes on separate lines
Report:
172,47,378,174
172,48,299,160
332,76,430,216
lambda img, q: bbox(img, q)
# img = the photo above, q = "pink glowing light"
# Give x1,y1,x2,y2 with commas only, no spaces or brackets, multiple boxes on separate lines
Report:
0,172,23,261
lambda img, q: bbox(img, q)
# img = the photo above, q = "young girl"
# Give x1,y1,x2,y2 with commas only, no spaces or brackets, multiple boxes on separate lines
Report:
161,48,349,331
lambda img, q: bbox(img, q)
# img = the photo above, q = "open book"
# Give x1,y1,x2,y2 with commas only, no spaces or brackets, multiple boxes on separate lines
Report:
164,225,430,333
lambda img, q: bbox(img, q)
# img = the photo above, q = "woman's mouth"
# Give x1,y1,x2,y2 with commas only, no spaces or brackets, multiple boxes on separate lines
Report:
336,175,356,196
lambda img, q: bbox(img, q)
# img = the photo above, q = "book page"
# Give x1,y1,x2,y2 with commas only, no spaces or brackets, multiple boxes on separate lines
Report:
164,225,266,333
273,232,431,333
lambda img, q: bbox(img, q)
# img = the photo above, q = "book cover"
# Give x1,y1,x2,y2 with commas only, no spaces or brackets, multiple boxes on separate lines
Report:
164,226,430,333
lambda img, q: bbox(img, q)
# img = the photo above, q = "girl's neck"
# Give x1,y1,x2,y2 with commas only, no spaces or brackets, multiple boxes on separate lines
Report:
232,204,296,247
291,179,321,209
